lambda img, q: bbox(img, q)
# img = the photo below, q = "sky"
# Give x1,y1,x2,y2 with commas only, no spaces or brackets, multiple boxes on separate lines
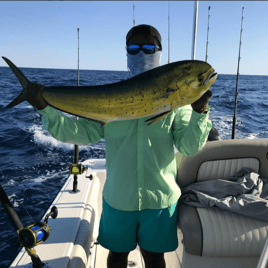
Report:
0,1,267,75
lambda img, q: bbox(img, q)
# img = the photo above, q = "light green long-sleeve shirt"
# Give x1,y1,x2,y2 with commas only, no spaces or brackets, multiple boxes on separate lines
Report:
38,105,212,211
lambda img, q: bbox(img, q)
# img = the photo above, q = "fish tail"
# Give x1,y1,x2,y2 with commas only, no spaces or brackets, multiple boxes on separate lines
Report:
2,57,31,108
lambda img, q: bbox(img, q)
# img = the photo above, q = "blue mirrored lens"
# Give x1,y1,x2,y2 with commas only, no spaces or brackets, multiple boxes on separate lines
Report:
128,45,140,49
142,45,156,54
127,44,157,55
127,45,141,55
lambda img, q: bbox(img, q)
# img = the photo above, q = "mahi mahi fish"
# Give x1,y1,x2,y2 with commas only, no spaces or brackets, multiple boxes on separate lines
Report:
2,56,217,126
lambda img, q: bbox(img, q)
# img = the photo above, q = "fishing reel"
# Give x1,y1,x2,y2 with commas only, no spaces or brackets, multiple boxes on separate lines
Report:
17,206,58,249
69,163,85,175
69,163,93,180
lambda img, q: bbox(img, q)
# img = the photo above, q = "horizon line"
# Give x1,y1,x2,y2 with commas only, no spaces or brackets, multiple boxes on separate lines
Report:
0,66,267,76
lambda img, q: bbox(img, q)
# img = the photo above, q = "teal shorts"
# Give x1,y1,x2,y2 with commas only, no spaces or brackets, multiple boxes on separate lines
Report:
97,196,179,253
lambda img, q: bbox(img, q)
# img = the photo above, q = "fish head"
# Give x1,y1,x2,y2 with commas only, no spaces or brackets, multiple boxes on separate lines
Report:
171,60,217,107
196,63,218,87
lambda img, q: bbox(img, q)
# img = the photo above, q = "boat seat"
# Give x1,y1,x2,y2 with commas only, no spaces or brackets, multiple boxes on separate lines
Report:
176,138,268,258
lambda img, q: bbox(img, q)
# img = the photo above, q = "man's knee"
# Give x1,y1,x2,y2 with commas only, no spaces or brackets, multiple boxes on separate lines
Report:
109,250,130,260
107,251,130,268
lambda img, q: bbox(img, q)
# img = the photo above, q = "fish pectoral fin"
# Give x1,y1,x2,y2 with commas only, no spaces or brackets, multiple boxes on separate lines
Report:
88,118,108,128
145,110,172,126
99,121,108,128
156,90,175,100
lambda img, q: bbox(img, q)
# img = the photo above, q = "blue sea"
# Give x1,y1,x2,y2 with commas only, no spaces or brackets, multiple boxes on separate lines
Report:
0,65,267,267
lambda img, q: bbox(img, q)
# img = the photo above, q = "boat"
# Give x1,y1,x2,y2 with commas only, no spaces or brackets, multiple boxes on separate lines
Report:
5,2,268,268
8,138,268,267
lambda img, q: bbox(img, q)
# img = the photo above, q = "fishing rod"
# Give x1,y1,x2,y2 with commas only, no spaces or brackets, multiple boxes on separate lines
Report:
69,29,93,191
70,28,80,193
168,1,170,64
191,1,199,60
205,6,211,62
77,28,80,87
133,1,135,26
232,7,244,139
0,184,58,268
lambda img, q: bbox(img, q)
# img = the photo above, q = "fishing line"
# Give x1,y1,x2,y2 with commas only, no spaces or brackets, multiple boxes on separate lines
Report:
0,170,4,179
21,202,36,226
0,171,4,207
0,169,36,225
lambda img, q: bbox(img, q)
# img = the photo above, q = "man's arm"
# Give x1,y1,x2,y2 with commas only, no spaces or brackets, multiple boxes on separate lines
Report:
172,89,213,156
172,105,212,157
26,82,104,145
38,106,104,145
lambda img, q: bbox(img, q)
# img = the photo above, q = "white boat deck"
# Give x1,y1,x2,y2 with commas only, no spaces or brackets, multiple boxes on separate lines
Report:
10,155,265,268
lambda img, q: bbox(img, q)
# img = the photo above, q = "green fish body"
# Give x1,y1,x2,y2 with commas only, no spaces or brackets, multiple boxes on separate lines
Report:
3,57,217,126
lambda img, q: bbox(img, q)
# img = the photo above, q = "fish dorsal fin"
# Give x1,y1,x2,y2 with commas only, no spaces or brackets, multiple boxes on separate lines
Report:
145,110,172,125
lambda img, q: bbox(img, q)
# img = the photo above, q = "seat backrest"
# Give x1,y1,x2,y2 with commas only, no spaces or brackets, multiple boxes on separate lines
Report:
176,138,268,188
196,158,259,181
176,138,268,258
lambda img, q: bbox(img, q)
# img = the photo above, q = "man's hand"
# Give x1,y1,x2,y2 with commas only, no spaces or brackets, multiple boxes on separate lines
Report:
26,81,48,110
191,89,212,114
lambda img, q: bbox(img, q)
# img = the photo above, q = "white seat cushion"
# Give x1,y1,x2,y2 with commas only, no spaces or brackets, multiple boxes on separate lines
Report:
198,207,268,257
178,157,268,257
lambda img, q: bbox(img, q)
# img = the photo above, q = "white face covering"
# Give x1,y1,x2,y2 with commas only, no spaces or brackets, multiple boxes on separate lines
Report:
127,50,162,77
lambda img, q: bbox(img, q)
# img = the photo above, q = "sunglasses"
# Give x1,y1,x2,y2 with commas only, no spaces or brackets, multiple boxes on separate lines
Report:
127,44,161,55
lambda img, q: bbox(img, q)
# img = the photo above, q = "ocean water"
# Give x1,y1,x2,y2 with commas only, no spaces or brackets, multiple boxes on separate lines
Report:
0,65,267,267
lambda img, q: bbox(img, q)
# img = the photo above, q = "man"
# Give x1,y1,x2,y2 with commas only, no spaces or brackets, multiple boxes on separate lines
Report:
26,24,212,268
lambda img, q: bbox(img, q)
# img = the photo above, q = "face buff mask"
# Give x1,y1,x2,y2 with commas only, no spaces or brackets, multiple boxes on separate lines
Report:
127,50,162,77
